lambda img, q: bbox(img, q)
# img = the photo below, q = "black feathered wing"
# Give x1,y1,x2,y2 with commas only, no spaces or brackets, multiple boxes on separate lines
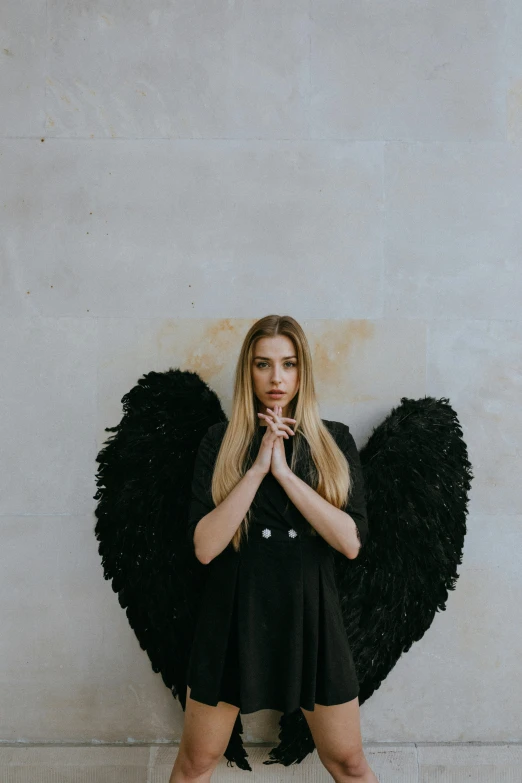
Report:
344,395,472,704
93,368,254,771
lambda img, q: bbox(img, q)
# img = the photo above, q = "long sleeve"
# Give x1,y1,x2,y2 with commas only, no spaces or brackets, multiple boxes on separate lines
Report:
335,422,369,550
186,424,223,553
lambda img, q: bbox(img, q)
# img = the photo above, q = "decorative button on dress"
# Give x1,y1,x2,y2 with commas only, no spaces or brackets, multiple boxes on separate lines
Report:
186,419,369,715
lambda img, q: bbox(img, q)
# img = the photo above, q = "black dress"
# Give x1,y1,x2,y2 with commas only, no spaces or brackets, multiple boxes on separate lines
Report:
186,419,369,715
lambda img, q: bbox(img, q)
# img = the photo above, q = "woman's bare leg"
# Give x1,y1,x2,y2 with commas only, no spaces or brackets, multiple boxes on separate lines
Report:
168,685,240,783
301,695,379,782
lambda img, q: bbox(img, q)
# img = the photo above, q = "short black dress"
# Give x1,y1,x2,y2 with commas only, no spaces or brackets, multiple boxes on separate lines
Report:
186,418,369,715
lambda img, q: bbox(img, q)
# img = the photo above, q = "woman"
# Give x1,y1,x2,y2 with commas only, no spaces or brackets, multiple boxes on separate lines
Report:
170,314,379,783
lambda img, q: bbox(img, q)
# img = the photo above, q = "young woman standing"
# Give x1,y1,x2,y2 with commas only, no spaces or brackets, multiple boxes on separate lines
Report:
170,314,378,783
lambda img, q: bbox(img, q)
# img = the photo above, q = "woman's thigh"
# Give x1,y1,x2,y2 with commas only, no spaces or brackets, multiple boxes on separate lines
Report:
175,685,240,775
300,695,365,768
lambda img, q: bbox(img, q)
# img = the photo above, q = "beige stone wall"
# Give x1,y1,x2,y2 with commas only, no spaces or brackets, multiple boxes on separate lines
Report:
1,0,520,753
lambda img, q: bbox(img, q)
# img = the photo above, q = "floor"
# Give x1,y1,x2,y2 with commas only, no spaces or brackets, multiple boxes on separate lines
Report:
0,743,521,782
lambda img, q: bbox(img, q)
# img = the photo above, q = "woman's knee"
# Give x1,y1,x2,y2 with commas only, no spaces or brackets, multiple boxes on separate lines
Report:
321,746,368,778
176,744,222,779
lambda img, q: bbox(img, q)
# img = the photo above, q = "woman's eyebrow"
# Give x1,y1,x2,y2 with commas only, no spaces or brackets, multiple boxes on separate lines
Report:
253,355,297,360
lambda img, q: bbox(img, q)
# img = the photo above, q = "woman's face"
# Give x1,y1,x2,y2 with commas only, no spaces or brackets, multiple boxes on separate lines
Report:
251,335,300,423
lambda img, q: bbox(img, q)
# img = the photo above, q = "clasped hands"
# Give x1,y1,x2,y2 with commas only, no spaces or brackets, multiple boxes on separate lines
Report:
257,404,296,479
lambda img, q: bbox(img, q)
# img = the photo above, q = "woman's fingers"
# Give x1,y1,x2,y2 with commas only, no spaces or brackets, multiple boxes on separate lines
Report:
274,405,292,438
258,412,290,439
263,406,296,424
258,406,296,435
257,413,294,436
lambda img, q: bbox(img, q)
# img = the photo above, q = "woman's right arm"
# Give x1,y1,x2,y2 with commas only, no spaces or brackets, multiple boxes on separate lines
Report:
187,424,267,564
195,467,265,564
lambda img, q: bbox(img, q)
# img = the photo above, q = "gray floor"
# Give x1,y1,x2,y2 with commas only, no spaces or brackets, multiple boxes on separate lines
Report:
1,744,522,782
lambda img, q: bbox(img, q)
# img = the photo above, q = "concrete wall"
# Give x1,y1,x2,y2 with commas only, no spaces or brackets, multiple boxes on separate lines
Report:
1,0,521,757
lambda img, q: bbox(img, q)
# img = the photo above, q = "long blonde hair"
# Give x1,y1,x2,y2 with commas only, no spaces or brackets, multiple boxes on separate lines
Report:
211,314,353,553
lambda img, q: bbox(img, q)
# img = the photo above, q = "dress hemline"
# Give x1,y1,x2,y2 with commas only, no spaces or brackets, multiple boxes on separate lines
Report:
186,681,360,715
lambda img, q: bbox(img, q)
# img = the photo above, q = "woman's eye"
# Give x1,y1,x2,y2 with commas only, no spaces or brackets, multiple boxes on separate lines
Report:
255,362,296,368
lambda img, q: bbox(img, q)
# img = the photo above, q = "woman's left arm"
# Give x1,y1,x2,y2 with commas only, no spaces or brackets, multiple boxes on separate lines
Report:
274,423,369,559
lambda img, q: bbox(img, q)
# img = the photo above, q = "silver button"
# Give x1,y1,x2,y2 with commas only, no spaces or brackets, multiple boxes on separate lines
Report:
262,528,272,538
288,529,297,538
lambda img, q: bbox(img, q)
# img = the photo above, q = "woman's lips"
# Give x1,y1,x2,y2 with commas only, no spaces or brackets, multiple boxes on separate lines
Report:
268,391,284,395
